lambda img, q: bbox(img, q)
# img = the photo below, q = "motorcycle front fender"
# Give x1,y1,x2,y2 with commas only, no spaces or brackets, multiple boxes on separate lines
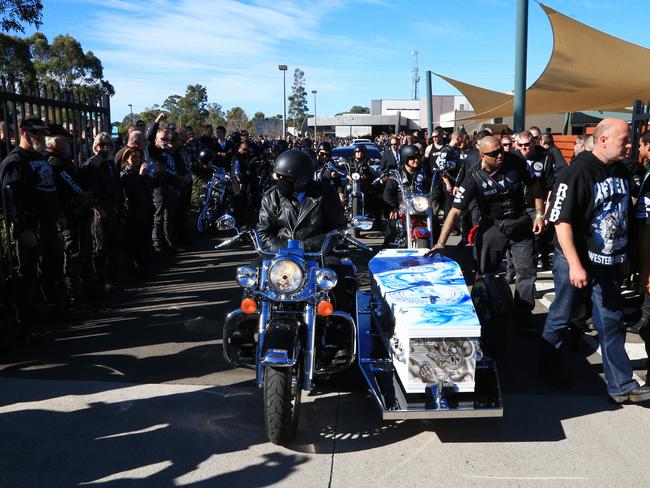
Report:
261,317,302,368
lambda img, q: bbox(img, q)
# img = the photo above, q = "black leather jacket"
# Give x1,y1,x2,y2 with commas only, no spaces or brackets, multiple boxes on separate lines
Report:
257,181,346,251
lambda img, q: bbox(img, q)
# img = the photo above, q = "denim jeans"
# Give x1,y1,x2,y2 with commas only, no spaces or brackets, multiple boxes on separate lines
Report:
542,249,638,396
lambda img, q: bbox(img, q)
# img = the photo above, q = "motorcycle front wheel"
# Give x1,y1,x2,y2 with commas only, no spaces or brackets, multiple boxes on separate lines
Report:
263,364,302,445
351,196,361,237
196,210,209,234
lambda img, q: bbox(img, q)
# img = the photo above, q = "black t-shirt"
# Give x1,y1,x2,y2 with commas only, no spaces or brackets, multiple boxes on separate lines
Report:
435,145,462,182
452,152,535,220
635,167,650,226
548,151,631,266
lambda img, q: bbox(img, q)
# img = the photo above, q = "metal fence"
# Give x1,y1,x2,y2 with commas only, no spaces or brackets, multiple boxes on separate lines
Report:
1,76,111,161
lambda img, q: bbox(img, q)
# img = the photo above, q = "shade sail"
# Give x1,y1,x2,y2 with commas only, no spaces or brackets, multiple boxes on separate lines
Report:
438,3,650,121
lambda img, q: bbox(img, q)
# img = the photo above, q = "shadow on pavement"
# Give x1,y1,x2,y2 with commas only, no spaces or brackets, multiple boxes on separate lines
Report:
0,382,314,487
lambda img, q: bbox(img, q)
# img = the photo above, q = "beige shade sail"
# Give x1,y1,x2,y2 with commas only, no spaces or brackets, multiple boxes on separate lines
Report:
438,3,650,121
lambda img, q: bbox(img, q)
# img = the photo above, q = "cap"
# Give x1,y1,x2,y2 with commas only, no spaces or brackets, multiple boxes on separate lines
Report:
47,123,72,138
20,117,49,135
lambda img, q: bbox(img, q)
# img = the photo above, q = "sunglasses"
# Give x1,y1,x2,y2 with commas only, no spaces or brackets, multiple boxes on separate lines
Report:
99,142,113,148
483,148,503,158
518,142,531,148
502,142,512,147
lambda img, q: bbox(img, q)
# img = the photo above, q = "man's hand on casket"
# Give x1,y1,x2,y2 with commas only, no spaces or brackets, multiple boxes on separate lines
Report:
425,243,445,257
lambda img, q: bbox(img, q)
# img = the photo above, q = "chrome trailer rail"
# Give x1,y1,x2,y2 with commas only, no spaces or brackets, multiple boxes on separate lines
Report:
356,291,503,420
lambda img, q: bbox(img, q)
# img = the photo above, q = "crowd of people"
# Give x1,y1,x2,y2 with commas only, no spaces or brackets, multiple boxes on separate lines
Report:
1,113,648,403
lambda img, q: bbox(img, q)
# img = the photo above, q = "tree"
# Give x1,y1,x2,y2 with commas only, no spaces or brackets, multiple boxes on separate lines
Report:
179,84,208,129
205,102,226,128
287,68,308,133
26,33,114,96
0,33,36,82
253,111,265,120
349,105,370,114
1,0,42,33
226,106,250,134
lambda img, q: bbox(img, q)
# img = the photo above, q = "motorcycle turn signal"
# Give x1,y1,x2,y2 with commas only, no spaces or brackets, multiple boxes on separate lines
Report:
317,300,334,317
241,298,257,314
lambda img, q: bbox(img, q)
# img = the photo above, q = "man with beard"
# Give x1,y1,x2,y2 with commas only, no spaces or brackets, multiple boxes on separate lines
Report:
514,130,556,269
1,118,64,333
147,113,179,255
47,124,95,307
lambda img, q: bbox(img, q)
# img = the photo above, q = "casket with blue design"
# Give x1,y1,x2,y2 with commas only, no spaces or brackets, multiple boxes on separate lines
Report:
356,249,502,418
368,249,481,393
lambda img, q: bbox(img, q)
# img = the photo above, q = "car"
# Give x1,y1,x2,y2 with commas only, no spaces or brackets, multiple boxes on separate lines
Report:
332,145,382,164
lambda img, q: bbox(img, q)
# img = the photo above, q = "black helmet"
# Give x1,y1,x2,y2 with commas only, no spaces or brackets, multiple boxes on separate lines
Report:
399,144,421,164
353,144,366,154
230,131,241,145
273,149,314,191
198,148,215,165
317,141,332,153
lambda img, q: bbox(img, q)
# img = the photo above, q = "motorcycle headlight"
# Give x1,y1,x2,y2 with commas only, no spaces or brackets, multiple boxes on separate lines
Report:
268,258,304,294
412,196,430,212
352,172,361,181
236,265,258,288
315,268,338,291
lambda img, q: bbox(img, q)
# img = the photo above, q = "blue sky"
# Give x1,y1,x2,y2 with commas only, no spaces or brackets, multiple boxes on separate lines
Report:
21,0,650,122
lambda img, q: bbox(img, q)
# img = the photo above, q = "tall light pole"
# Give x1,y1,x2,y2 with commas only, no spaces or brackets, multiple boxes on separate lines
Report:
128,103,133,125
311,90,317,141
278,65,288,139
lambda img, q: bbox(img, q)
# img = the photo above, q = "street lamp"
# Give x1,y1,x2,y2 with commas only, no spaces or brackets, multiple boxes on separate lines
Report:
278,65,288,139
128,104,133,125
311,90,317,141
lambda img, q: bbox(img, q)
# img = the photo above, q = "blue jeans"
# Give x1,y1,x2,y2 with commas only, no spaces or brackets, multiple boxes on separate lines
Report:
542,249,638,396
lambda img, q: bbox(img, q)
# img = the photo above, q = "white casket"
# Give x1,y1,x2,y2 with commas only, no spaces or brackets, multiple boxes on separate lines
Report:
368,249,482,394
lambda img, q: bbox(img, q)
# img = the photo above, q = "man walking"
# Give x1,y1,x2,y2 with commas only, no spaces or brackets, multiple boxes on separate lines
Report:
541,118,650,402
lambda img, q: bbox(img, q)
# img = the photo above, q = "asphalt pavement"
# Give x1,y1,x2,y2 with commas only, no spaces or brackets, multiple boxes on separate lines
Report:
0,230,648,488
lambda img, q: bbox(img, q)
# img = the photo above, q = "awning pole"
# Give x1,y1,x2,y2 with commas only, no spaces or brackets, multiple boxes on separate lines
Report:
426,71,433,137
513,0,528,132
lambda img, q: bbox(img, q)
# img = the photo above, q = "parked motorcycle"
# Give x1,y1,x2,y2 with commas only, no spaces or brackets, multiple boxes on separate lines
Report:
217,215,373,445
388,169,439,249
196,165,235,234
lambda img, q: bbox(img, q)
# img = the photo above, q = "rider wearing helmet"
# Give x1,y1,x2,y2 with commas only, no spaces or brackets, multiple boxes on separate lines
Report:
382,144,432,246
197,148,216,179
350,144,382,223
257,149,345,252
314,141,346,206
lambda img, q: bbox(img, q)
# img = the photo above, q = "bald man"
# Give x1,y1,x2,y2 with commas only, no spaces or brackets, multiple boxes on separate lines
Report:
543,117,650,402
428,136,545,327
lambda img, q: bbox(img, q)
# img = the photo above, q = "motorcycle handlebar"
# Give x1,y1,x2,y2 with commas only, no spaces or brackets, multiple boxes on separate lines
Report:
344,235,373,252
215,235,241,249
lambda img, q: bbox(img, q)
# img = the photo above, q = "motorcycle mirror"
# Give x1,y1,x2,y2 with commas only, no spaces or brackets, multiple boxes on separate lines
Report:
350,216,373,231
216,214,236,230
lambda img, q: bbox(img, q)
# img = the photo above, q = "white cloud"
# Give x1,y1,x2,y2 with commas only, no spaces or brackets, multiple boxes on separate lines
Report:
78,0,355,118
